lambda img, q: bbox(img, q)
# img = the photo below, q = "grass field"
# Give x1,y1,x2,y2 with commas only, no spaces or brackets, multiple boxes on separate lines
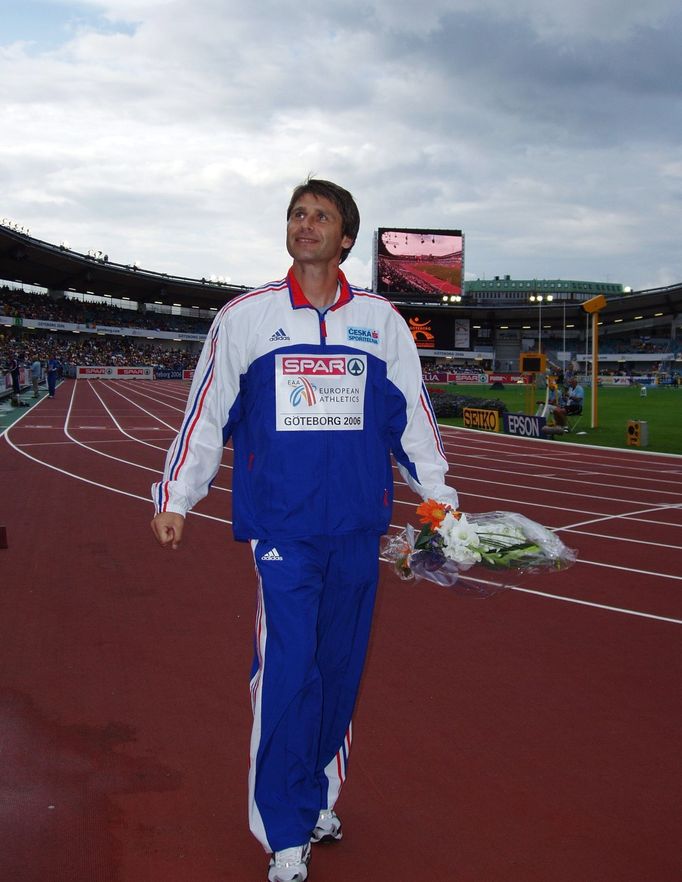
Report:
434,383,682,455
422,264,462,287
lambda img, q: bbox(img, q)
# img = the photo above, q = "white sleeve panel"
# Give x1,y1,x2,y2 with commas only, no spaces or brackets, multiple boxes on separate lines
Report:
152,309,243,516
387,310,459,509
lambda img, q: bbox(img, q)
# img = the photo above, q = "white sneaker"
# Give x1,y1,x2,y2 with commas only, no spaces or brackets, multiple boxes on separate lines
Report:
310,809,342,844
267,843,311,882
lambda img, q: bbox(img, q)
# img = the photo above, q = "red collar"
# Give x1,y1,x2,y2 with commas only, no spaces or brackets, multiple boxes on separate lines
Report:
286,267,353,310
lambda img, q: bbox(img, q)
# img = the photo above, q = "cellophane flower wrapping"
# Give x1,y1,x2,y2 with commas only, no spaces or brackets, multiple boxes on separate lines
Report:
381,503,577,596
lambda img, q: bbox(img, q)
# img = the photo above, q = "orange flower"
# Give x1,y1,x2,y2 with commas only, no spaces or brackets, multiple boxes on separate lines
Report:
416,498,454,529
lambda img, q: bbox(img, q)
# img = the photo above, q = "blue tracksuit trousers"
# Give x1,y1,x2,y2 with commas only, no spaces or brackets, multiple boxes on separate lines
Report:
248,531,380,853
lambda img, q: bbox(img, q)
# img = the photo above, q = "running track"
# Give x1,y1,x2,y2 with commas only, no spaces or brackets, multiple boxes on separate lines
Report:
1,379,680,882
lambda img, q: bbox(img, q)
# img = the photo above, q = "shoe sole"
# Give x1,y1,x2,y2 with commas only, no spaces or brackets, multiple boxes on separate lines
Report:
310,829,342,845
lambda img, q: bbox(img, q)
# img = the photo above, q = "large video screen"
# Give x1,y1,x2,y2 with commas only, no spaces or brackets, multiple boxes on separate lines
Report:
375,227,464,298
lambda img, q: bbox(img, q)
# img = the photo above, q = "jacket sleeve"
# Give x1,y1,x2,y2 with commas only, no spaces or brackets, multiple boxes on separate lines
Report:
385,309,459,509
151,309,243,517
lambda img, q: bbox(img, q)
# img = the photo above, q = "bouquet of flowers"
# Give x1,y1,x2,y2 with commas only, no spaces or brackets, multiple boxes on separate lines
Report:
381,499,577,596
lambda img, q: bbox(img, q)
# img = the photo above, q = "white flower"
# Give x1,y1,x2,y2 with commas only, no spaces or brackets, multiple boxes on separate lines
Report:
436,512,482,566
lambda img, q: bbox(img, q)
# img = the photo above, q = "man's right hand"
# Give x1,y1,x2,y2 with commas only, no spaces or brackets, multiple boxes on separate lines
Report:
150,512,185,550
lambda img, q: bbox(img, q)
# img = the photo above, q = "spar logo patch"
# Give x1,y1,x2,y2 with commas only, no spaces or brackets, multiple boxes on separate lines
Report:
281,356,347,375
276,353,367,431
347,326,379,345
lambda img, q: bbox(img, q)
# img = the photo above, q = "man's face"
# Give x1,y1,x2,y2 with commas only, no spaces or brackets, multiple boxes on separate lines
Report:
286,192,353,267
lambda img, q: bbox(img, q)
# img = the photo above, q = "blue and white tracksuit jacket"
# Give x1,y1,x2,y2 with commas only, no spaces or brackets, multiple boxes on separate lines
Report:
152,268,458,852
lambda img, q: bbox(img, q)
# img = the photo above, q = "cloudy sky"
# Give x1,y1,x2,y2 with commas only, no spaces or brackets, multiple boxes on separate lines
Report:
2,0,681,292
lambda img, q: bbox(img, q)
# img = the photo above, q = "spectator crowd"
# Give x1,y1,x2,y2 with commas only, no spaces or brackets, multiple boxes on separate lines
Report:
1,286,205,381
0,286,212,334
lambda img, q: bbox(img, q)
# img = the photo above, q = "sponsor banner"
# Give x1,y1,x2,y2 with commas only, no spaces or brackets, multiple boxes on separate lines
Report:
76,365,153,379
425,369,517,385
577,352,674,362
3,368,30,391
422,370,449,383
600,376,631,386
0,316,79,332
488,373,530,384
0,316,204,342
417,349,493,360
93,325,127,336
503,412,547,438
463,407,501,432
454,318,470,349
407,315,436,349
275,353,367,431
453,372,488,384
117,367,153,377
154,368,195,381
77,366,115,377
95,325,205,341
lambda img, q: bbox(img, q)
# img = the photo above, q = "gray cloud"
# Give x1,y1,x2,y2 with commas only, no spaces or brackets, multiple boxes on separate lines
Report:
1,0,680,290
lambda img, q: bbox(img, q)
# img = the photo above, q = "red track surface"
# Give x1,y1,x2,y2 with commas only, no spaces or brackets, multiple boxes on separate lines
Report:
1,378,681,882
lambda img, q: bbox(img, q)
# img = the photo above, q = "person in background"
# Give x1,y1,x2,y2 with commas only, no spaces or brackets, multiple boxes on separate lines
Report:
46,354,60,398
30,356,42,398
553,376,584,429
150,178,459,882
7,351,22,405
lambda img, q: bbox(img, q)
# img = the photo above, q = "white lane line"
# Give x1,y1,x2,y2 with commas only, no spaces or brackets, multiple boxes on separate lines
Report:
438,427,682,480
82,388,682,564
561,529,682,551
504,585,682,625
64,381,230,493
391,486,682,533
99,378,234,474
61,381,161,478
3,430,229,525
438,422,682,461
378,563,682,625
0,396,45,437
115,381,187,414
558,504,682,532
439,436,682,470
95,381,180,432
7,386,679,624
445,462,682,504
87,381,174,454
570,558,682,580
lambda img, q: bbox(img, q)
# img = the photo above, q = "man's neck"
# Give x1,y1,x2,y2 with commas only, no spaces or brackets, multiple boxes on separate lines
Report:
291,261,340,310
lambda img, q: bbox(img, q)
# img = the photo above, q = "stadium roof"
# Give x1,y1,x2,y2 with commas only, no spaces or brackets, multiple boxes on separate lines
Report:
1,224,681,327
0,225,247,310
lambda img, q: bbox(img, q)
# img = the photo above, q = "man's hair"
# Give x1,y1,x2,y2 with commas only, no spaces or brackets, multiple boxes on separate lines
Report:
287,177,360,264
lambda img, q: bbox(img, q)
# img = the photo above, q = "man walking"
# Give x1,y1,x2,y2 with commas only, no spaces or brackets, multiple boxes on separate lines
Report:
151,178,458,882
